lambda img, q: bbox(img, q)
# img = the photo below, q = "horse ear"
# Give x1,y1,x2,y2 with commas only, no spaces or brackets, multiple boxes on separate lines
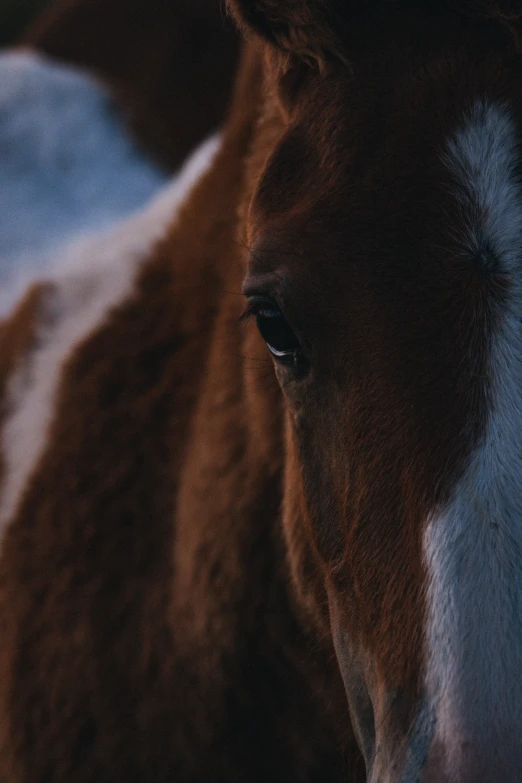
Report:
227,0,348,70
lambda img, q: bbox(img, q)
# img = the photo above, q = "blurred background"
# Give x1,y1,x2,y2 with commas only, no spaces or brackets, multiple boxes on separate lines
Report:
0,0,50,45
0,0,240,297
0,0,240,171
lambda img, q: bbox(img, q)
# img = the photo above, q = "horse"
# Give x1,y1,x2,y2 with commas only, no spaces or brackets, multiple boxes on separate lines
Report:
1,1,522,781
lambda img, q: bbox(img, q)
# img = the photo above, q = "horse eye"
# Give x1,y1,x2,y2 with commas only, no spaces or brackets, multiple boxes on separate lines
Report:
252,300,303,367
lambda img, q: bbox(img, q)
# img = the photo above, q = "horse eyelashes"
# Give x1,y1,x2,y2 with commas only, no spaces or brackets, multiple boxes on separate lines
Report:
241,297,306,369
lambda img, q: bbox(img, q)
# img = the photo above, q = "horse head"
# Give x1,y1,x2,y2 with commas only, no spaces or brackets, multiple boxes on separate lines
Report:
229,1,522,780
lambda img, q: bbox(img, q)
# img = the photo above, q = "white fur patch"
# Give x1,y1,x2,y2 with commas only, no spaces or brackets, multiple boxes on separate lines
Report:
0,134,220,544
424,102,522,777
0,51,167,308
443,101,522,274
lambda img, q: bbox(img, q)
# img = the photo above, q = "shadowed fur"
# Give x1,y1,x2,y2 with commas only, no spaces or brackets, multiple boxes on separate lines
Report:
1,1,522,782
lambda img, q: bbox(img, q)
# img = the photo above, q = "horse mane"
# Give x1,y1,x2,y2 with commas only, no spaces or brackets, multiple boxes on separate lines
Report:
228,0,522,73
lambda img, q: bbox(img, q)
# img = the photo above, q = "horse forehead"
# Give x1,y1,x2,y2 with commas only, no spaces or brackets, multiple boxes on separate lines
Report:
253,85,522,288
252,93,450,255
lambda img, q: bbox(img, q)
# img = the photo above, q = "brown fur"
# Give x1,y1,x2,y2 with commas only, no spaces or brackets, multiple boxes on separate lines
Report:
0,285,48,401
2,1,522,781
232,2,522,776
22,0,240,171
0,42,355,783
228,0,522,70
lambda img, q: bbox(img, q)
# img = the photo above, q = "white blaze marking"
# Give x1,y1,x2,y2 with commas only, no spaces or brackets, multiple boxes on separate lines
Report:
0,135,220,545
424,102,522,776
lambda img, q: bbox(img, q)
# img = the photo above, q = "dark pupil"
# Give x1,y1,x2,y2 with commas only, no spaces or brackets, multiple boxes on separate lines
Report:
256,306,301,362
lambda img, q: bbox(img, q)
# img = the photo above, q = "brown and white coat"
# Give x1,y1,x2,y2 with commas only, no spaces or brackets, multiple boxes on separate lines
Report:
2,2,522,782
